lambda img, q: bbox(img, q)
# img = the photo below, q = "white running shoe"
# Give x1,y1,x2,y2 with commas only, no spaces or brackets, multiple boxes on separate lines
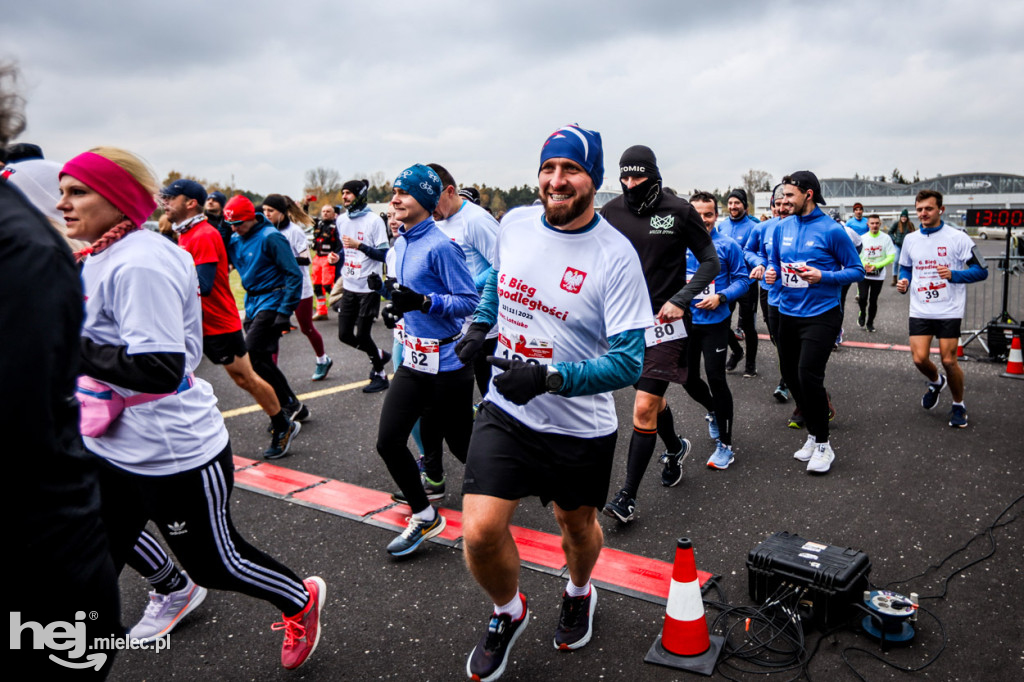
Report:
807,443,835,473
793,435,816,462
130,573,207,642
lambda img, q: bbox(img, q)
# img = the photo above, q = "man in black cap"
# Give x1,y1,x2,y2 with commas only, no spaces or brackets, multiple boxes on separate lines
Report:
204,190,230,253
719,188,760,376
598,145,719,523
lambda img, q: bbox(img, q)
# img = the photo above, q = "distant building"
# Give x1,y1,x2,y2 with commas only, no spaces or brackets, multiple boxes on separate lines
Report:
756,172,1023,224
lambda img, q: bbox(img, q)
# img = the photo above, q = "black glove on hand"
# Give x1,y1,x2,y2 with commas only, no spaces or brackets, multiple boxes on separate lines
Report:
367,273,383,292
455,322,491,364
391,283,427,314
381,303,403,330
487,356,547,405
273,313,292,333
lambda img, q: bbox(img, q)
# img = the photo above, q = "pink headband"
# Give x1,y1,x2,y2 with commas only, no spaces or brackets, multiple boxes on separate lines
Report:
60,151,157,226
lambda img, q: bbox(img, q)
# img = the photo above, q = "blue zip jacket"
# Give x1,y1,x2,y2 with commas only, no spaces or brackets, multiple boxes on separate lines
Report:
745,217,776,288
228,216,302,318
395,217,479,372
687,230,750,325
769,208,865,317
718,214,758,269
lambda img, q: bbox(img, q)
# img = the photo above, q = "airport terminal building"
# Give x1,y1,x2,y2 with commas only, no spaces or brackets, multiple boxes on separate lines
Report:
755,172,1024,223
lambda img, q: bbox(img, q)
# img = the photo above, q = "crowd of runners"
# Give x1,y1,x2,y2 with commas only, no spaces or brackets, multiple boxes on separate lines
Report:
4,62,992,680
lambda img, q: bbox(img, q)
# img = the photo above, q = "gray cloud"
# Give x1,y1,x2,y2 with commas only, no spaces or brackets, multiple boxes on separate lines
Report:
4,0,1021,197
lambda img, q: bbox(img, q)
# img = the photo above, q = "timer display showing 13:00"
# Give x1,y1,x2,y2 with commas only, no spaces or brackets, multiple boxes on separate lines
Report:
966,209,1024,227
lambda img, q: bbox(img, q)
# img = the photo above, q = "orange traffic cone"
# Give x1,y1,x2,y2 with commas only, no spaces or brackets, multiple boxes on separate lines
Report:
1002,335,1023,379
956,338,964,359
644,538,724,675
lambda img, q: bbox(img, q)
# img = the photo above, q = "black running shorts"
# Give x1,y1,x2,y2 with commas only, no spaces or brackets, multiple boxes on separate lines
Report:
637,336,687,394
462,402,617,511
909,317,962,339
203,330,248,365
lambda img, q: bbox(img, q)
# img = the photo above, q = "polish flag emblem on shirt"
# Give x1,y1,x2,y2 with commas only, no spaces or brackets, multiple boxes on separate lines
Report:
561,267,587,294
937,246,947,257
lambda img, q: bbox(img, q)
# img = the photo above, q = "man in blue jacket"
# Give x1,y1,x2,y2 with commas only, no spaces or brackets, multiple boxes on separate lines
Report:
684,192,751,469
765,172,864,474
224,195,309,430
718,189,760,376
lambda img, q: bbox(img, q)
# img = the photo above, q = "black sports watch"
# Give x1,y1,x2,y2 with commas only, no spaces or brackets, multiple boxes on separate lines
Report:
545,366,564,393
420,295,432,314
717,293,727,305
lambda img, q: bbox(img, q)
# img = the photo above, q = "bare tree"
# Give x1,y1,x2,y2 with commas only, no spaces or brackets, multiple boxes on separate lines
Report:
304,167,342,195
741,169,773,202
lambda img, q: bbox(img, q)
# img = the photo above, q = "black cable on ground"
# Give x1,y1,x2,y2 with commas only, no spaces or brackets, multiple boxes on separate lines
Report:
699,494,1020,680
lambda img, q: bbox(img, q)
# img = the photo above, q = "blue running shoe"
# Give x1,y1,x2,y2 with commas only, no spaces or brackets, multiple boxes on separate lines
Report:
386,513,446,557
705,413,720,440
706,441,734,470
922,374,946,410
948,404,968,428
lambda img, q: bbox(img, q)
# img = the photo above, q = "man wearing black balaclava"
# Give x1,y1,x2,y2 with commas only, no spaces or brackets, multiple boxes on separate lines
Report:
599,145,720,523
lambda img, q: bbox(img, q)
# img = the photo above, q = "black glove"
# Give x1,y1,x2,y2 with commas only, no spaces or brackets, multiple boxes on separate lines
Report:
487,356,547,405
381,303,403,330
455,322,491,364
391,283,427,314
367,273,383,292
273,313,292,333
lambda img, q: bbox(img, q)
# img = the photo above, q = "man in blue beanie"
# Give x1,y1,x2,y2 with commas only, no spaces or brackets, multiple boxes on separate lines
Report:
456,125,652,680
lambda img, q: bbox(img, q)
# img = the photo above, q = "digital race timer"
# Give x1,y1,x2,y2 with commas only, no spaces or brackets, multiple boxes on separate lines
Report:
966,208,1024,227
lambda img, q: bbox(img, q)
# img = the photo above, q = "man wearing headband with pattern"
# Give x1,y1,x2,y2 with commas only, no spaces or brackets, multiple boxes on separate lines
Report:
375,164,478,556
456,125,651,680
598,144,718,524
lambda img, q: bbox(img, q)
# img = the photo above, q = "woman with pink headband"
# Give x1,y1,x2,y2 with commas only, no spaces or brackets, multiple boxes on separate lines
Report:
60,147,326,670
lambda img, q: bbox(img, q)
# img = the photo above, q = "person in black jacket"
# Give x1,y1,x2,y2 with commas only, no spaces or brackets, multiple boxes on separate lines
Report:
598,145,719,523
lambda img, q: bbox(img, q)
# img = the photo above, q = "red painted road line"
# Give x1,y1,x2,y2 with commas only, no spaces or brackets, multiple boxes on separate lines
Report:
233,456,714,600
756,333,934,353
293,479,395,518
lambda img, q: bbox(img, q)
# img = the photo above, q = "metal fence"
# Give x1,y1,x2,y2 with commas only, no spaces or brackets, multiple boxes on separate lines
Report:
962,256,1024,356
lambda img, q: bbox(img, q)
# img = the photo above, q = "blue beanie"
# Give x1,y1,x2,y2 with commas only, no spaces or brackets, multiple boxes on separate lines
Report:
393,164,443,213
539,124,604,191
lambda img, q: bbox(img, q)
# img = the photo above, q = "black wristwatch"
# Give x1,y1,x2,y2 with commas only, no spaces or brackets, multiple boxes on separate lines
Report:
545,366,564,393
717,293,727,305
420,295,432,314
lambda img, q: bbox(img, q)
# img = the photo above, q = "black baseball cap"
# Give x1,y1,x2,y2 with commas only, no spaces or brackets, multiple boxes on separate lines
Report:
782,170,826,205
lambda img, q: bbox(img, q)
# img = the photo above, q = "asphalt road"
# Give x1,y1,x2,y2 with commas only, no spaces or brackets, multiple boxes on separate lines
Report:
108,245,1023,682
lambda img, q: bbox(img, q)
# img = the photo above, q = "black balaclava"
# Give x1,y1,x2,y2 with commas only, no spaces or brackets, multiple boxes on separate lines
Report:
342,179,369,213
619,145,662,216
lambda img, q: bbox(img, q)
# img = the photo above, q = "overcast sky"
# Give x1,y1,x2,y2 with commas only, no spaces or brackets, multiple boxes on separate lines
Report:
4,0,1022,199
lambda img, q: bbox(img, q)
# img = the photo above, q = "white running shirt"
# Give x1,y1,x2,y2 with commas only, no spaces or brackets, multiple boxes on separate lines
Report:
81,229,229,475
487,206,650,437
280,223,314,300
899,224,975,319
336,211,387,293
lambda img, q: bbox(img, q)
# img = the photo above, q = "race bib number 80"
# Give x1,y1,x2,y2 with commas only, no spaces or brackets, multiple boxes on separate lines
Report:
645,317,687,347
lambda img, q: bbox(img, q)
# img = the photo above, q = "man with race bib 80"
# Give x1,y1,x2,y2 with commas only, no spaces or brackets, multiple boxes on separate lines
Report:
896,189,987,428
455,125,651,681
374,164,479,557
597,145,719,523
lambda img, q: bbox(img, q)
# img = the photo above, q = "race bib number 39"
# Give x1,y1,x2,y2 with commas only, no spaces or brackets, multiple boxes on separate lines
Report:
781,261,809,288
645,317,687,347
915,280,949,303
402,334,439,374
497,331,553,365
